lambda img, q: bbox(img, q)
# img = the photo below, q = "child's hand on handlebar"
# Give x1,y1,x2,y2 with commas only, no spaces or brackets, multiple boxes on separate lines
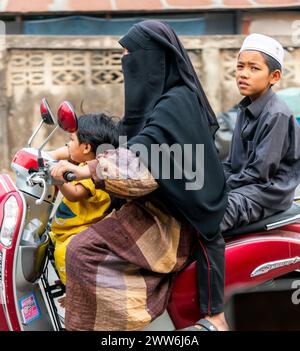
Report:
50,160,91,181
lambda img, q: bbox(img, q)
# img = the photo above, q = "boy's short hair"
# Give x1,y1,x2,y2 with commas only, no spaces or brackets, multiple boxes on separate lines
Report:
260,52,282,73
77,113,119,153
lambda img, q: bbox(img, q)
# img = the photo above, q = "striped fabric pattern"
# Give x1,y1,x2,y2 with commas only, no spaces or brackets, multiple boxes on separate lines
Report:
64,200,193,331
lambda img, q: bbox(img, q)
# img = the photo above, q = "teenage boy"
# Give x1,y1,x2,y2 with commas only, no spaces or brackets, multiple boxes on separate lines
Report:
221,33,300,233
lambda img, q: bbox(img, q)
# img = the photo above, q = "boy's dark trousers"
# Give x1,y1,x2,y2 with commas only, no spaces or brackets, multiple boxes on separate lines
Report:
195,232,225,316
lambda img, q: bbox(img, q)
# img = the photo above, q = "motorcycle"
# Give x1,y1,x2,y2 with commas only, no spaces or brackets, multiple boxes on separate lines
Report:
1,99,300,331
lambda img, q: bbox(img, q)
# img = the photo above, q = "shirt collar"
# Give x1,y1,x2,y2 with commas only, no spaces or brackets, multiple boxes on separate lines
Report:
238,88,274,119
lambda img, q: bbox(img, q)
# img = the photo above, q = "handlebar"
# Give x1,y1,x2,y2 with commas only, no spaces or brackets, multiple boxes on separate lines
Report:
63,171,77,182
26,174,48,205
46,160,76,182
25,164,77,206
35,178,47,205
24,157,78,206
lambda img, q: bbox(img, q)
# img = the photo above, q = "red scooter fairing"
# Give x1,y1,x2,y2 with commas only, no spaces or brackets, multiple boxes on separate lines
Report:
0,174,25,331
168,208,300,329
0,100,81,331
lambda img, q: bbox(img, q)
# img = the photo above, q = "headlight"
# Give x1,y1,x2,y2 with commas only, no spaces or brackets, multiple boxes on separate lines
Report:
0,196,19,248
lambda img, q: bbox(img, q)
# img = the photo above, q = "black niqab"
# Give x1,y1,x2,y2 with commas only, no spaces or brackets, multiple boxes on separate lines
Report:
119,27,166,139
119,20,219,139
119,21,227,239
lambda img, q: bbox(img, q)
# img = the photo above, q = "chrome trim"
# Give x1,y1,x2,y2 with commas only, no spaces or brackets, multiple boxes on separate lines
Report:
28,120,44,148
38,274,59,331
251,256,300,277
226,235,300,248
12,190,27,331
4,175,17,192
0,249,13,331
265,214,300,231
0,176,10,193
38,125,59,151
0,176,14,329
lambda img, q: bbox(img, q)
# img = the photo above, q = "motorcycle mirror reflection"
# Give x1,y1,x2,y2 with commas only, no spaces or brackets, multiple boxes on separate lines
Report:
28,98,57,147
57,101,78,133
40,98,56,125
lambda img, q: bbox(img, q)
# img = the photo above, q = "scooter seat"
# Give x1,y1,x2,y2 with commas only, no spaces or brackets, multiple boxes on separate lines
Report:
223,201,300,238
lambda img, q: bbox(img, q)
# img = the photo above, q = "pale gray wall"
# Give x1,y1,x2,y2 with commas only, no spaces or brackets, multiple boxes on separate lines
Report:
1,35,299,172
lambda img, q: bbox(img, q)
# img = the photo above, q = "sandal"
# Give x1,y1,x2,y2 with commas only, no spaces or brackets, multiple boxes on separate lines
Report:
177,318,219,331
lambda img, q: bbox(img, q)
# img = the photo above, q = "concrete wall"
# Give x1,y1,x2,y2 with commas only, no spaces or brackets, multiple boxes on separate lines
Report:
0,34,299,171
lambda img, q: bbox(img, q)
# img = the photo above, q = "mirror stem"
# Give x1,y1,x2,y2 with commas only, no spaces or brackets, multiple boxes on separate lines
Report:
27,120,44,147
38,125,59,151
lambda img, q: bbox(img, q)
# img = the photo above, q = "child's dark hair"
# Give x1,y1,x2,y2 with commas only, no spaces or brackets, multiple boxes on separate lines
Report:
260,52,282,72
77,113,119,153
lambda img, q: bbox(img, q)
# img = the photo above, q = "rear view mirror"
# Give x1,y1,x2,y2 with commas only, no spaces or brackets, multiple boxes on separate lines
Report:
28,98,57,147
57,101,78,133
40,98,56,125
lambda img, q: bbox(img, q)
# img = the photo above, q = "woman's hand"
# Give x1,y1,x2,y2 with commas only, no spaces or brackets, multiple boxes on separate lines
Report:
50,160,91,181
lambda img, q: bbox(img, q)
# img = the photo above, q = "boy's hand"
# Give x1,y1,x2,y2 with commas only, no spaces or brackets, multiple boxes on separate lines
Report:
50,160,91,181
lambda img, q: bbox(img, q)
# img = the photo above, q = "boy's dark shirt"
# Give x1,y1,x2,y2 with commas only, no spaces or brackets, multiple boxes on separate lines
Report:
223,88,300,212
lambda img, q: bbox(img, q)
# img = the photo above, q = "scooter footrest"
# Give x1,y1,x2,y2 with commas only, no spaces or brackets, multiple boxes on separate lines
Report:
46,282,66,299
50,290,65,299
48,283,65,292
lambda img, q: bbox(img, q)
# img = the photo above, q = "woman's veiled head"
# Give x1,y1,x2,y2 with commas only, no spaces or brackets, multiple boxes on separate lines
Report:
118,22,182,139
118,20,219,139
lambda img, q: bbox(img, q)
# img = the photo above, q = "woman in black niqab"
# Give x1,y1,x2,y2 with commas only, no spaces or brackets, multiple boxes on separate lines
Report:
119,20,219,139
119,20,228,330
53,20,228,332
120,20,227,240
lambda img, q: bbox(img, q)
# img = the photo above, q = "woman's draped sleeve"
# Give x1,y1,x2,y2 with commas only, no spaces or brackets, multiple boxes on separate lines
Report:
86,147,158,199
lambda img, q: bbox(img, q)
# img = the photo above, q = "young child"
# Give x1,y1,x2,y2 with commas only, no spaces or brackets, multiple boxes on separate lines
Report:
221,33,300,233
48,113,119,285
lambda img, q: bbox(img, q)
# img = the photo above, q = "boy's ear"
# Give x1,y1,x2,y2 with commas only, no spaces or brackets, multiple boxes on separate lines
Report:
83,143,92,154
270,69,281,85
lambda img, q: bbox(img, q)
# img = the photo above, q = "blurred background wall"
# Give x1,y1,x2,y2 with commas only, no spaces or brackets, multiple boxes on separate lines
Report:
0,0,300,171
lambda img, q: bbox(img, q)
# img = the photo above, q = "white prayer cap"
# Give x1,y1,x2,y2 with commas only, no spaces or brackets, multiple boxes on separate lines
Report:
239,33,284,69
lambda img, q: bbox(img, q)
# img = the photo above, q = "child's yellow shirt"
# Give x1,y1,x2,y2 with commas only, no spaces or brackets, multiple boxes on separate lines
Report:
50,177,111,284
51,177,110,241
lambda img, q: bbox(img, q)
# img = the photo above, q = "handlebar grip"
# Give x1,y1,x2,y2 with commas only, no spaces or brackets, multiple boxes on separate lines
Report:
63,171,77,182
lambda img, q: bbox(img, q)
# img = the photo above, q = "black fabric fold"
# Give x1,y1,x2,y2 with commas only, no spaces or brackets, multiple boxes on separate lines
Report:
119,20,227,239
